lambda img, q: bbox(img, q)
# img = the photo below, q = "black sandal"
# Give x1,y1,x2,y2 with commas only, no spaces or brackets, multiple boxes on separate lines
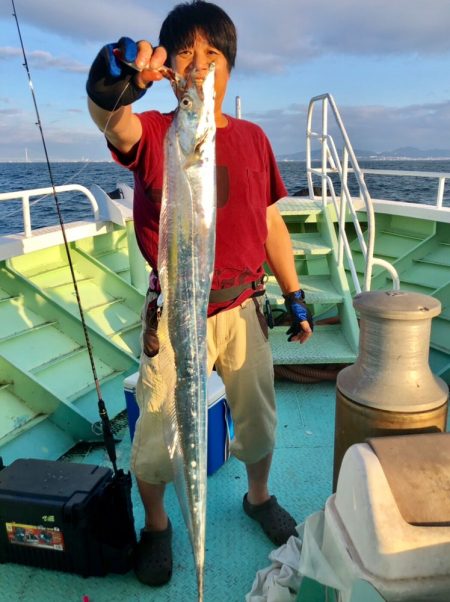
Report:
133,519,173,586
243,494,297,546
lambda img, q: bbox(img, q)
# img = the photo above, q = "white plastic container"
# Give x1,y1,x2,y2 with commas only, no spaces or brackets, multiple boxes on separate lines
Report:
323,442,450,601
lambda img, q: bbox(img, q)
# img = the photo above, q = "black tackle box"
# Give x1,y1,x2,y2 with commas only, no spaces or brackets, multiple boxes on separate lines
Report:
0,458,136,576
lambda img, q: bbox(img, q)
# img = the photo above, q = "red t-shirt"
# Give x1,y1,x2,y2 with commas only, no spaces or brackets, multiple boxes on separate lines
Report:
110,111,287,315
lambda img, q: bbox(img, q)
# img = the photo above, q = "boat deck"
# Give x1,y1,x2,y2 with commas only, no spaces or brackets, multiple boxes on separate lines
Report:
0,378,336,602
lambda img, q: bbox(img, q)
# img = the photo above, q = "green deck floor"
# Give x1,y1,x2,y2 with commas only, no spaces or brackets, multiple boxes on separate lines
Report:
0,379,336,602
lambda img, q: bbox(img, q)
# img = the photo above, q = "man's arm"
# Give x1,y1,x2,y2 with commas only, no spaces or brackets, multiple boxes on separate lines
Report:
265,203,313,343
87,40,167,154
88,101,142,155
265,203,300,294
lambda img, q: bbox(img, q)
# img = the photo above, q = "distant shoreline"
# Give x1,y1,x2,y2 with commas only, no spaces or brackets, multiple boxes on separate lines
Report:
0,160,115,164
2,157,450,165
277,157,450,162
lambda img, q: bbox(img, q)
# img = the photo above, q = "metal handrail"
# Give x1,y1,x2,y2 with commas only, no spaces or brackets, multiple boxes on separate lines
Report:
358,169,449,208
306,93,400,292
0,185,100,238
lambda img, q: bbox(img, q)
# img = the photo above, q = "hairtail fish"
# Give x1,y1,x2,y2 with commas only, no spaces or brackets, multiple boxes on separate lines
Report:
157,63,216,602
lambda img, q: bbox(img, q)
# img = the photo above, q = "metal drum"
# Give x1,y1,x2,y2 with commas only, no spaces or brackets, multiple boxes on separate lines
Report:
334,290,449,490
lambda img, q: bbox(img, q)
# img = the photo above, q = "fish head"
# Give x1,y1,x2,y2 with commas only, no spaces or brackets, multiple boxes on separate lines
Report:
175,63,216,163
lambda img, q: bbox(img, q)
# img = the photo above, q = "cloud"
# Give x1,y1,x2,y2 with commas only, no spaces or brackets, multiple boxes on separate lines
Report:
3,96,449,161
2,1,450,73
339,101,450,151
247,99,450,155
0,46,88,73
0,111,110,161
0,47,21,59
235,0,450,73
0,107,23,116
237,52,286,74
27,50,88,73
1,0,163,43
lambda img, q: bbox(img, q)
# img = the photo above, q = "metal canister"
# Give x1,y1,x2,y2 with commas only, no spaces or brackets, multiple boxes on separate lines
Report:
334,290,448,490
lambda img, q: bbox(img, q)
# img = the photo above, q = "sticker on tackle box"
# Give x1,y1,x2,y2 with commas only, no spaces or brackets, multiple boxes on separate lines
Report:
6,522,65,551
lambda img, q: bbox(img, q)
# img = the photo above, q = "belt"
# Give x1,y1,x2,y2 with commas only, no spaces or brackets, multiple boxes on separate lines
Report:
209,276,266,304
149,270,266,304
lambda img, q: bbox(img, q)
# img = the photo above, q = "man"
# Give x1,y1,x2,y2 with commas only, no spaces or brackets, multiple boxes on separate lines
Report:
86,0,313,587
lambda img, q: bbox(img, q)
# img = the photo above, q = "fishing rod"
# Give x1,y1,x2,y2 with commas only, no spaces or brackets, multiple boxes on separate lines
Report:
11,0,118,472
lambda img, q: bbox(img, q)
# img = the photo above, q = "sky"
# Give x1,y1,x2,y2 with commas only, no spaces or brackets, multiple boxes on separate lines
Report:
1,0,450,162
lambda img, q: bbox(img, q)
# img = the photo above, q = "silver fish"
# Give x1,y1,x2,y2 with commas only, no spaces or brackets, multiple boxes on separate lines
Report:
157,63,216,602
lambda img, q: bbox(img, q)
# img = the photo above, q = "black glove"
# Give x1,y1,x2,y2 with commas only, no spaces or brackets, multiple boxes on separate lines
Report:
283,289,314,341
86,37,150,111
143,298,160,358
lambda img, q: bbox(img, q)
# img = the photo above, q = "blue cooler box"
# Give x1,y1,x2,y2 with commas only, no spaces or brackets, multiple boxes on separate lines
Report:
123,371,233,476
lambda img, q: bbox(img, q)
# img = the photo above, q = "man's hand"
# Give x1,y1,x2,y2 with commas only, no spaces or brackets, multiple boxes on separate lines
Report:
283,289,314,344
132,41,168,88
86,37,167,111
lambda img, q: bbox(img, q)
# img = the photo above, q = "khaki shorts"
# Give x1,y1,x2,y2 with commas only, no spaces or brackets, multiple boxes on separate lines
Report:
131,292,277,485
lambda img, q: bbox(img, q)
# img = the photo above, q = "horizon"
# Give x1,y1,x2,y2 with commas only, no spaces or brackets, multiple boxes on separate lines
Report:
3,154,450,164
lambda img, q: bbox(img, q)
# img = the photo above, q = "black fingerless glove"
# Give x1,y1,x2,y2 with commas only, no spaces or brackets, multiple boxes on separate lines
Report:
283,289,314,341
86,37,150,111
143,298,160,358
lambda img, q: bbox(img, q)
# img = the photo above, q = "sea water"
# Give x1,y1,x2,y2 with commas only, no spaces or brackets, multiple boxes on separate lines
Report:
0,160,449,235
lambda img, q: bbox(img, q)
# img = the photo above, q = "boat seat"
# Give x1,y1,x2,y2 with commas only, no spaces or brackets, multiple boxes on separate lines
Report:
367,432,450,526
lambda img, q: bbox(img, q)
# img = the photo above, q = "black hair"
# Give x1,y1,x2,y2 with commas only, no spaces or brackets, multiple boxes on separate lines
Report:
159,1,237,70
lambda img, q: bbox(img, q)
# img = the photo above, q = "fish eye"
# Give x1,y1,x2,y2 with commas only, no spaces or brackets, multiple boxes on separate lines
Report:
180,95,193,110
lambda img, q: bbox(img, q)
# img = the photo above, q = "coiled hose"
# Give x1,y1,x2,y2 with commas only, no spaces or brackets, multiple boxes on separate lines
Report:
274,363,344,383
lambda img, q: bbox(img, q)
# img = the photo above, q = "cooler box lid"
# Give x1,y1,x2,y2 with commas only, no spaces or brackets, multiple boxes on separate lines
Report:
123,371,139,391
123,371,225,406
207,371,225,407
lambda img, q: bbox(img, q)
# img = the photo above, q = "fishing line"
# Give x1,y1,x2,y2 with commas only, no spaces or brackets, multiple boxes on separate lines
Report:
5,21,135,231
1,80,133,223
11,0,119,472
102,81,134,135
0,172,88,222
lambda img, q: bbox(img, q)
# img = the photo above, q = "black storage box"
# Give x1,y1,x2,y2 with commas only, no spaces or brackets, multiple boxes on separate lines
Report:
0,458,136,576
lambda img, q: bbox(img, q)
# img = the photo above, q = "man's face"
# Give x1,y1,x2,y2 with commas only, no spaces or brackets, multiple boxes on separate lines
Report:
170,32,230,113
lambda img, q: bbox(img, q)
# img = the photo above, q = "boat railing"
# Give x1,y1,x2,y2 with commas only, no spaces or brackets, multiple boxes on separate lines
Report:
358,168,450,209
0,185,100,238
306,93,400,293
